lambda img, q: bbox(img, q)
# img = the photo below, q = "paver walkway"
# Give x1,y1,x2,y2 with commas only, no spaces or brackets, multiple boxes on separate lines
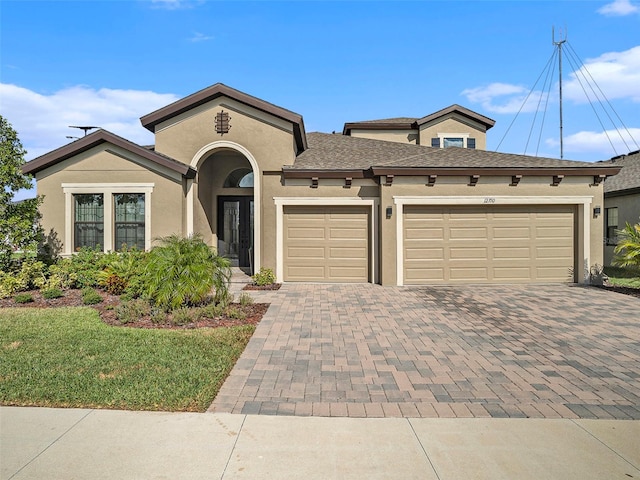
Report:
210,284,640,419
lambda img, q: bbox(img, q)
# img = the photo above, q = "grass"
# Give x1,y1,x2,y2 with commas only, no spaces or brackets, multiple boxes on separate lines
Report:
603,266,640,288
0,307,254,412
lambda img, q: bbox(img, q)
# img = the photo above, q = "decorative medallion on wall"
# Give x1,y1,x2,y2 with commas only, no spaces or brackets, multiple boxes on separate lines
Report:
215,110,231,135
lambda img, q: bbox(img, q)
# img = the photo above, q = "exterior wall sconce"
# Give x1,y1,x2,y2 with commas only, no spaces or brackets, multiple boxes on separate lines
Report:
386,206,393,219
593,206,601,217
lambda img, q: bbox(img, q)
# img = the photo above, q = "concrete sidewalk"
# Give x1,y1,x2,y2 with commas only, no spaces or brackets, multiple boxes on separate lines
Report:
2,407,638,479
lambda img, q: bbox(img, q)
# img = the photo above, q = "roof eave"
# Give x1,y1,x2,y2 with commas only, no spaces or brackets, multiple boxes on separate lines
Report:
22,130,196,178
370,166,622,176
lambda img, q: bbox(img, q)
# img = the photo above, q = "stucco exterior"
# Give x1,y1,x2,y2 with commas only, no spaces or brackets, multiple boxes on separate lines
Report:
23,83,620,286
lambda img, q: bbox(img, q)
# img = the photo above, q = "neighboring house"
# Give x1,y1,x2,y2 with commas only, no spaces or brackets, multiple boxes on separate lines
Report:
22,83,620,285
601,150,640,265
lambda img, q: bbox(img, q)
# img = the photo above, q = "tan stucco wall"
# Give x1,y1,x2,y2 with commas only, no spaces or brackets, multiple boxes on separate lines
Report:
154,97,297,170
36,144,184,254
349,129,418,145
604,192,640,265
418,115,487,150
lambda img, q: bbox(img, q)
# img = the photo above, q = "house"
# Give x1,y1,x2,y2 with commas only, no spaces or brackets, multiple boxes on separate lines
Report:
22,83,620,285
601,150,640,265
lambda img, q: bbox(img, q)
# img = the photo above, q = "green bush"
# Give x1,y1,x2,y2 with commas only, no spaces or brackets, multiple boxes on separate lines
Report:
115,299,150,324
97,248,147,296
143,234,231,311
171,308,194,326
614,221,640,269
238,292,253,306
252,267,276,286
0,259,47,298
81,287,103,305
224,306,247,320
41,287,64,299
14,293,34,304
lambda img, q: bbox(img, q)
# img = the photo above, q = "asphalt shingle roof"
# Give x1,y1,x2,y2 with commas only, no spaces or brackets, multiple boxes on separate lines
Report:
289,133,601,171
602,152,640,193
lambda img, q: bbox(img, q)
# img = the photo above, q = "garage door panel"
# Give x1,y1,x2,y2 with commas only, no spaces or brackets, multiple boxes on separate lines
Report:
493,247,531,259
329,247,367,259
405,227,444,240
449,247,488,259
493,227,531,239
449,227,488,239
287,227,325,240
404,205,575,284
287,246,326,259
284,206,369,283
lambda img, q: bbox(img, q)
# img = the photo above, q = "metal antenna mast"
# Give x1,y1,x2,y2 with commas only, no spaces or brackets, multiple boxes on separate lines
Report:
553,27,567,159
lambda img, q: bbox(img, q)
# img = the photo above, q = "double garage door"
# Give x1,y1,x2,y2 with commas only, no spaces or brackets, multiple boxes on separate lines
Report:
283,205,370,282
403,205,576,284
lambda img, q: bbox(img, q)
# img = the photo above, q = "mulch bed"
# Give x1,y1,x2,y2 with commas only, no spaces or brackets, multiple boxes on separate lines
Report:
594,284,640,299
0,289,269,330
243,283,281,291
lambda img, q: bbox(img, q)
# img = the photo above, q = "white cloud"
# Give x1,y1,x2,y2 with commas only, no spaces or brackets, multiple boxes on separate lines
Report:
461,82,547,114
150,0,204,10
545,127,640,157
597,0,639,16
189,32,214,42
0,83,179,160
564,46,640,103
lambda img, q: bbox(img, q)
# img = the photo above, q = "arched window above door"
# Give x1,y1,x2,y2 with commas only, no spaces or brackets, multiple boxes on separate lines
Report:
223,168,254,188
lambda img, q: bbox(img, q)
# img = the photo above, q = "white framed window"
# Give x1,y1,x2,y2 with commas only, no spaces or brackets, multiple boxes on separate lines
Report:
605,207,618,246
431,133,475,149
62,184,153,254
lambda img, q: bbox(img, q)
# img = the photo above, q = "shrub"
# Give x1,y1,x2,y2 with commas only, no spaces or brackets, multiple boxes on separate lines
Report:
14,293,34,304
81,287,103,305
252,267,276,286
41,287,64,299
171,308,194,326
97,248,147,296
143,234,231,311
224,306,246,320
0,272,21,299
197,302,224,319
115,299,150,324
614,221,640,269
238,292,254,306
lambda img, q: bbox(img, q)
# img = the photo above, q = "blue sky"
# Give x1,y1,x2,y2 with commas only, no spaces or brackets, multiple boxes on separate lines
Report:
2,0,640,200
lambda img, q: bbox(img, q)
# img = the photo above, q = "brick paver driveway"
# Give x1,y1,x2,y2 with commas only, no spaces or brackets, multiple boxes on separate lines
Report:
211,284,640,419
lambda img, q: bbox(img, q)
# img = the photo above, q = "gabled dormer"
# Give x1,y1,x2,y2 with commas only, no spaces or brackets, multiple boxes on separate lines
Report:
342,104,495,150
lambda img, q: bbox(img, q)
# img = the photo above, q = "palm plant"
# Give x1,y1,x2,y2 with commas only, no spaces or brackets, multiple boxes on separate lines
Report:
613,221,640,269
143,234,231,311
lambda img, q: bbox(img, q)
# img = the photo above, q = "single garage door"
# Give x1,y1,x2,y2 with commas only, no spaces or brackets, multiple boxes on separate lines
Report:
403,205,575,284
283,205,370,282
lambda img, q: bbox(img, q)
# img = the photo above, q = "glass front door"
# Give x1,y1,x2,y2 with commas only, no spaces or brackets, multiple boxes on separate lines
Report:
218,196,253,270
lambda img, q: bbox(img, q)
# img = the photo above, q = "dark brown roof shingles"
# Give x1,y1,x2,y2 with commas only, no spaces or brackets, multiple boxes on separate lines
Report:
602,152,640,193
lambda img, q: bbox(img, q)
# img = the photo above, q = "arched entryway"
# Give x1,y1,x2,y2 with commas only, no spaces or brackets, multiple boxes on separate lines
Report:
188,141,260,273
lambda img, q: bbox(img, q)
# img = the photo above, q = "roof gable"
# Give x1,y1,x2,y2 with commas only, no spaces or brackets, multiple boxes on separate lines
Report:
22,130,196,178
417,104,495,130
139,83,307,152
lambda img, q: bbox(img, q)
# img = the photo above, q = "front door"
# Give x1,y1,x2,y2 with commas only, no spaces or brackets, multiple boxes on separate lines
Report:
218,196,254,270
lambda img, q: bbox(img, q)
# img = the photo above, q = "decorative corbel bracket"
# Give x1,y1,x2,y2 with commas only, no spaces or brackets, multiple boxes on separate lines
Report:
468,175,480,187
510,175,523,187
311,177,319,188
551,175,564,187
385,175,394,187
344,177,353,189
427,175,437,187
591,175,606,186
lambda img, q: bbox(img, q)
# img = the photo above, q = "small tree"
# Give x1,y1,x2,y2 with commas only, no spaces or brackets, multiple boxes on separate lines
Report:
0,116,42,270
613,220,640,270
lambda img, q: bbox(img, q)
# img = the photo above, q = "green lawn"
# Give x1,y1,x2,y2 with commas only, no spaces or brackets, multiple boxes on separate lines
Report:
604,266,640,288
0,307,254,412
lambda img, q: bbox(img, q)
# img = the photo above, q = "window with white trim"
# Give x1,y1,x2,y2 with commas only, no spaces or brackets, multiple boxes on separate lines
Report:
606,207,618,246
62,184,153,254
114,194,145,250
431,133,475,149
74,194,104,250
